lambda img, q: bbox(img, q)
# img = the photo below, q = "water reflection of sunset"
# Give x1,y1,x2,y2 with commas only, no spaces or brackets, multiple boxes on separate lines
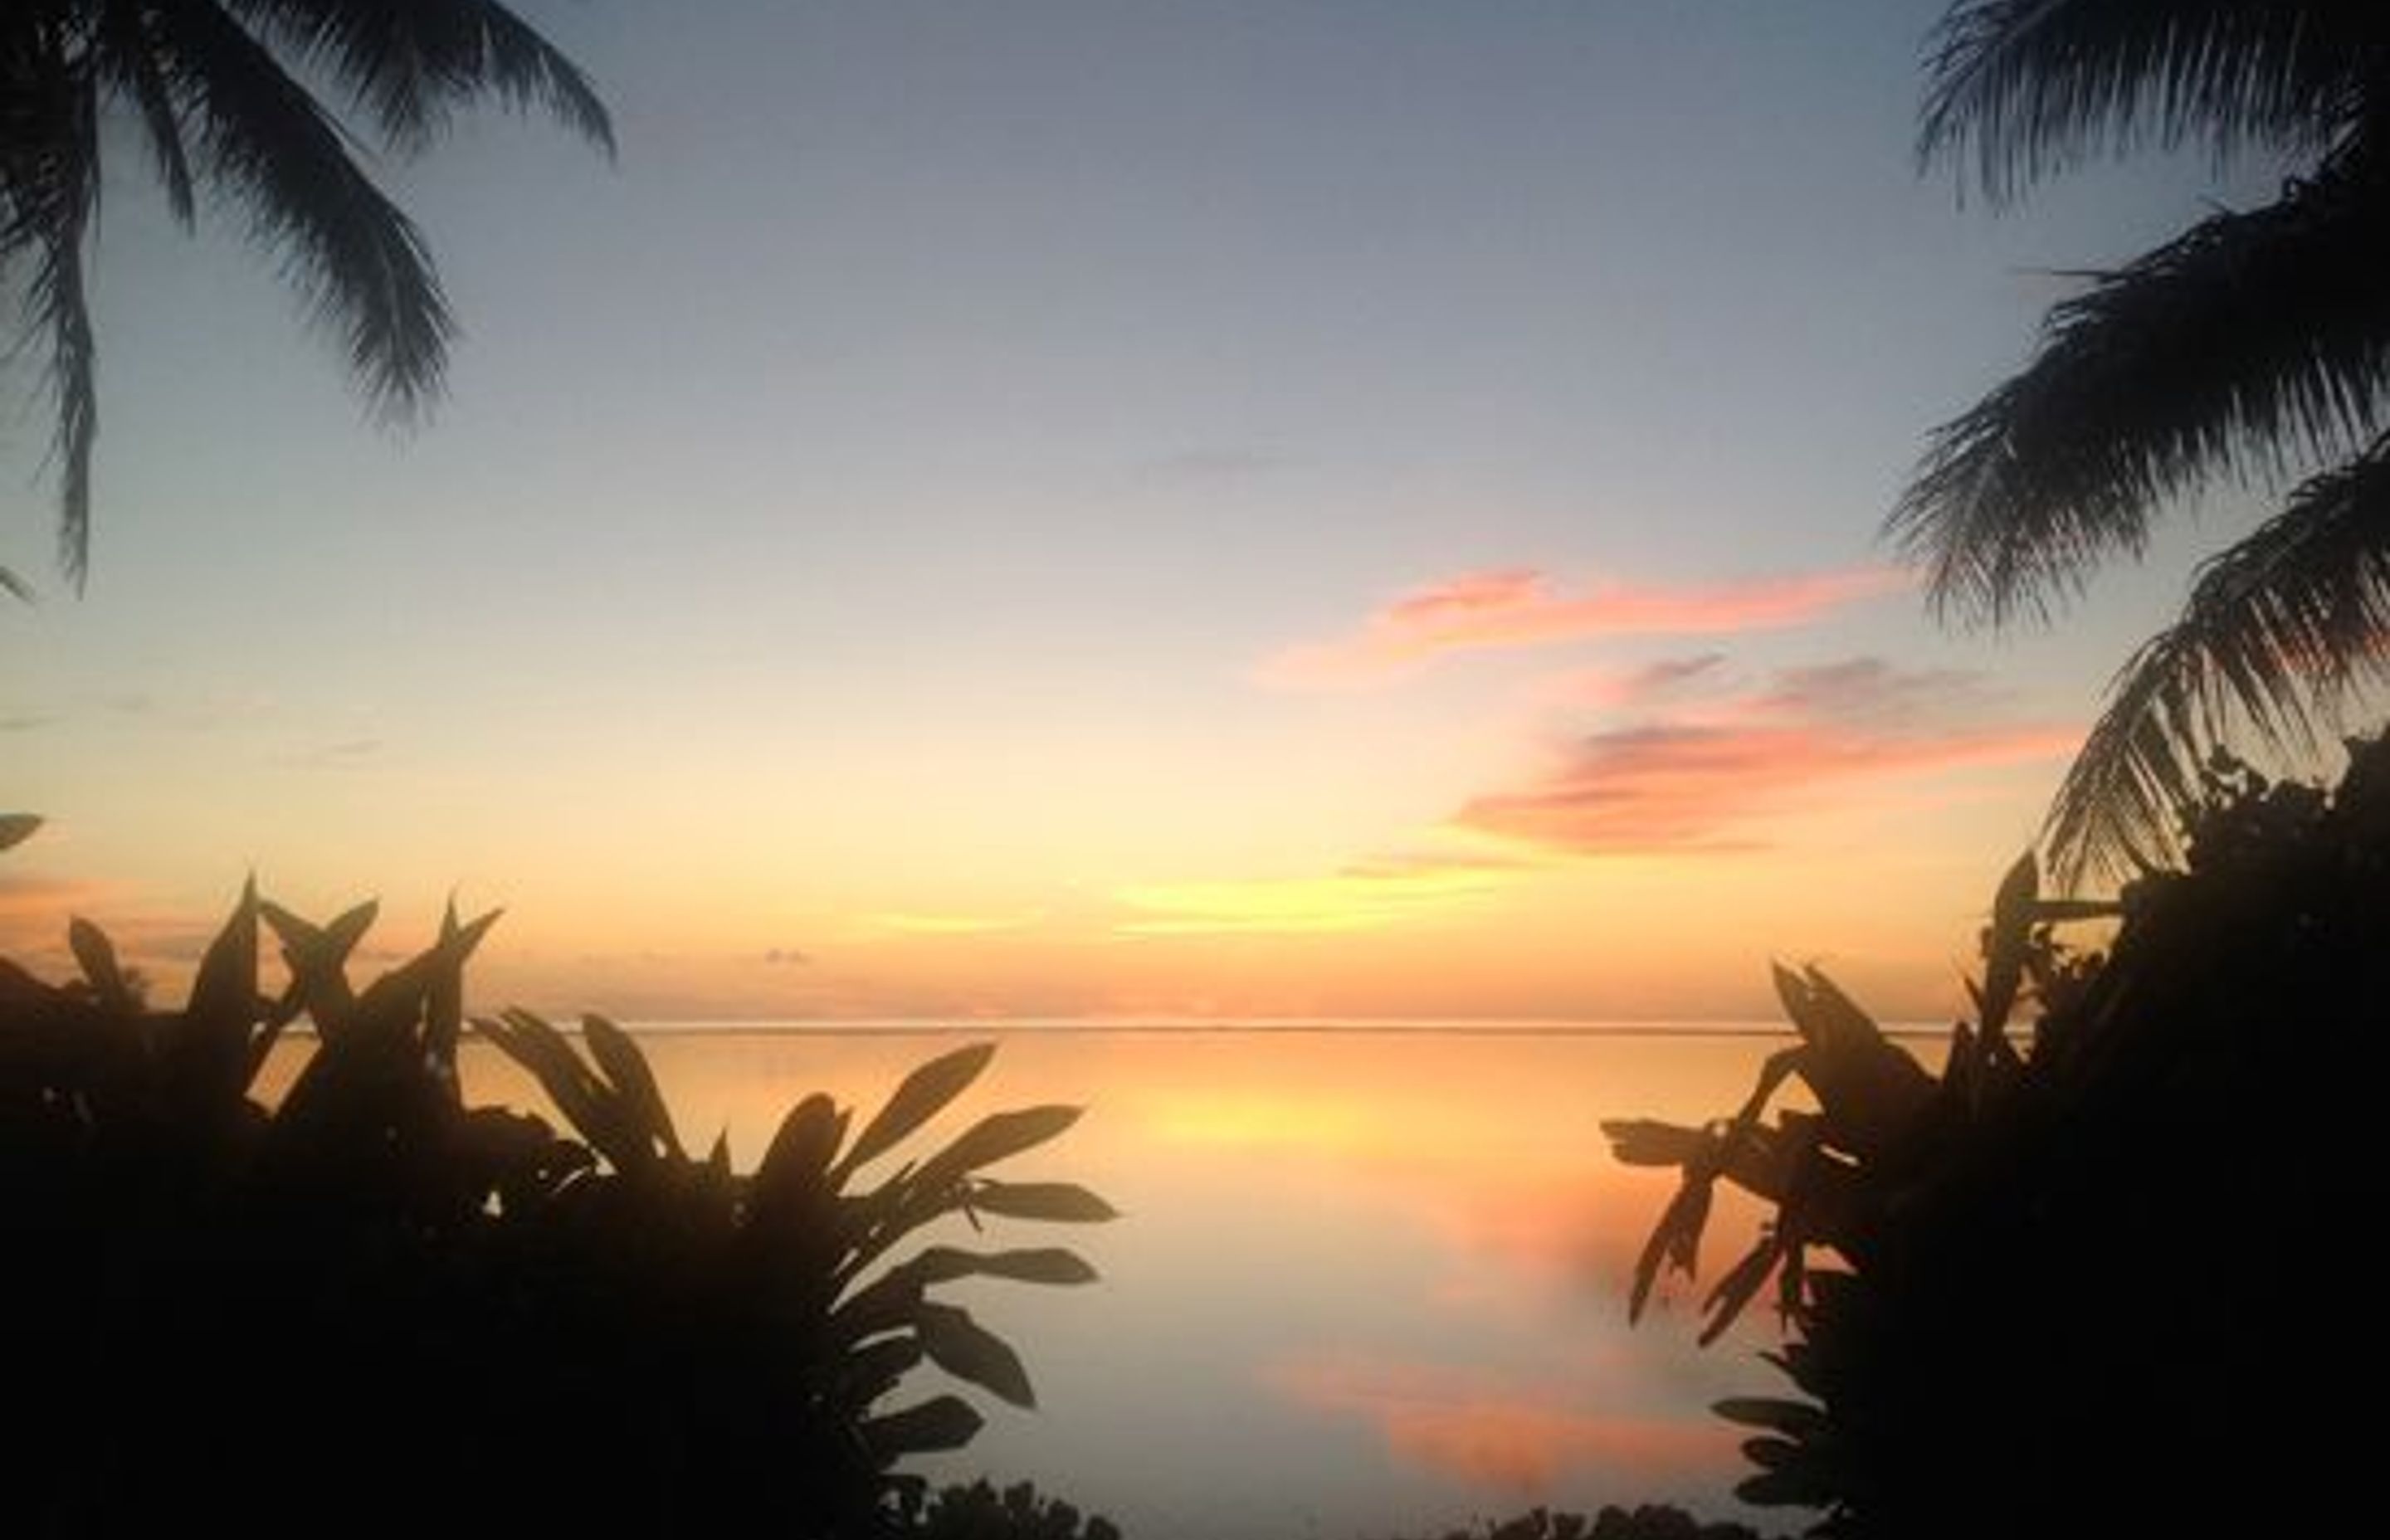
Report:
383,1025,1818,1539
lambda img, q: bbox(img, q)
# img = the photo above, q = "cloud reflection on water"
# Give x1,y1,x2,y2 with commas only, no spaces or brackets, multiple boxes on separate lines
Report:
1271,1354,1738,1493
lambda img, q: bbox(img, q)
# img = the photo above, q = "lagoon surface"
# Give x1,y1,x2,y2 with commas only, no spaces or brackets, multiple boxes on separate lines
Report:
425,1026,1837,1539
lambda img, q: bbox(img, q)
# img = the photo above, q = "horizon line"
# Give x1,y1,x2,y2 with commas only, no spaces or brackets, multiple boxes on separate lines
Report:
549,1015,1955,1040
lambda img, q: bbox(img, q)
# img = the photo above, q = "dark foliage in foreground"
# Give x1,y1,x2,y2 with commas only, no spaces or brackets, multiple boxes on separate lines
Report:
2,0,614,589
901,1479,1124,1540
1401,1503,1768,1540
0,843,1112,1538
1607,733,2390,1537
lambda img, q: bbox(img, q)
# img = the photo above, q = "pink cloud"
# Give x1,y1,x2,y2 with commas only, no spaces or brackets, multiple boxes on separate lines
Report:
1456,659,2078,855
1271,1357,1736,1492
1261,568,1909,687
1524,653,1729,713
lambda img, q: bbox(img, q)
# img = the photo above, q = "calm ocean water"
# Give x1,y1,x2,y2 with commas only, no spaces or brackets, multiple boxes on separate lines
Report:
289,1024,1894,1539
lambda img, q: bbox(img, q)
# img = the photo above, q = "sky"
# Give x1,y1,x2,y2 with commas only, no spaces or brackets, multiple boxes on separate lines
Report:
0,0,2283,1022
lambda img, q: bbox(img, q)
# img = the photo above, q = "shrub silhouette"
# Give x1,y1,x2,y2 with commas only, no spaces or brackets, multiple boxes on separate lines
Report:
0,860,1112,1538
1606,735,2390,1537
1396,1504,1769,1540
899,1479,1124,1540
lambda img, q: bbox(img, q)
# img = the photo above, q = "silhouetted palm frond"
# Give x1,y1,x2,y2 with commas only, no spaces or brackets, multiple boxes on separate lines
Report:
2,19,101,583
1919,0,2388,204
1,2,610,587
2046,432,2390,880
149,7,456,417
1900,1,2390,884
228,0,616,156
1890,159,2390,627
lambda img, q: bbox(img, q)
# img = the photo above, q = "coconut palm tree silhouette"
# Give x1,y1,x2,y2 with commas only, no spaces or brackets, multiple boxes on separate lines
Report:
1889,0,2390,883
2,2,612,591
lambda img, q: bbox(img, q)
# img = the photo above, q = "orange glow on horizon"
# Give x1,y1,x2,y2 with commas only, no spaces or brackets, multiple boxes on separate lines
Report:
1114,860,1511,936
1261,566,1911,688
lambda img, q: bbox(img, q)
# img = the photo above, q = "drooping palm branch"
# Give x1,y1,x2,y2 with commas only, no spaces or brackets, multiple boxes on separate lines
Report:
1895,0,2390,884
2,11,101,587
1,2,612,590
227,0,615,155
1918,0,2386,205
2046,432,2390,880
1889,150,2390,626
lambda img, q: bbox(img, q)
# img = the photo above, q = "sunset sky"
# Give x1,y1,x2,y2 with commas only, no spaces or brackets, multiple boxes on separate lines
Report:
1,0,2273,1021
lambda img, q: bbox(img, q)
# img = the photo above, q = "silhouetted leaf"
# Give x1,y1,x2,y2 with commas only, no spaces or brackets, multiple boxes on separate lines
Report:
424,901,499,1077
1758,1346,1821,1396
917,1302,1036,1407
1700,1233,1782,1344
1629,1174,1714,1323
262,899,378,1040
914,1106,1082,1193
1602,1118,1710,1167
1734,1468,1832,1508
1714,1398,1828,1440
754,1093,845,1231
1772,964,1880,1056
1773,967,1935,1157
0,814,41,852
336,906,494,1060
862,1396,983,1460
842,1334,925,1404
912,1246,1099,1286
2033,898,2123,923
68,917,136,1014
344,953,439,1052
966,1181,1119,1224
1978,851,2040,1035
476,1009,641,1168
179,879,261,1096
583,1014,682,1160
829,1265,926,1347
1775,1240,1808,1325
839,1041,994,1178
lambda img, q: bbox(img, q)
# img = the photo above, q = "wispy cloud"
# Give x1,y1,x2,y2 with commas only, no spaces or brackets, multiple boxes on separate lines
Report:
1270,1357,1734,1492
1261,566,1908,688
1115,850,1517,936
1525,652,1727,712
1456,658,2076,855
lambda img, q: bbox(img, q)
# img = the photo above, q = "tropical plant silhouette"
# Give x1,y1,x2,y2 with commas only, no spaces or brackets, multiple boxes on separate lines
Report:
1607,733,2390,1538
0,848,1111,1538
1889,0,2390,883
899,1479,1125,1540
0,1,612,590
1399,1505,1769,1540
